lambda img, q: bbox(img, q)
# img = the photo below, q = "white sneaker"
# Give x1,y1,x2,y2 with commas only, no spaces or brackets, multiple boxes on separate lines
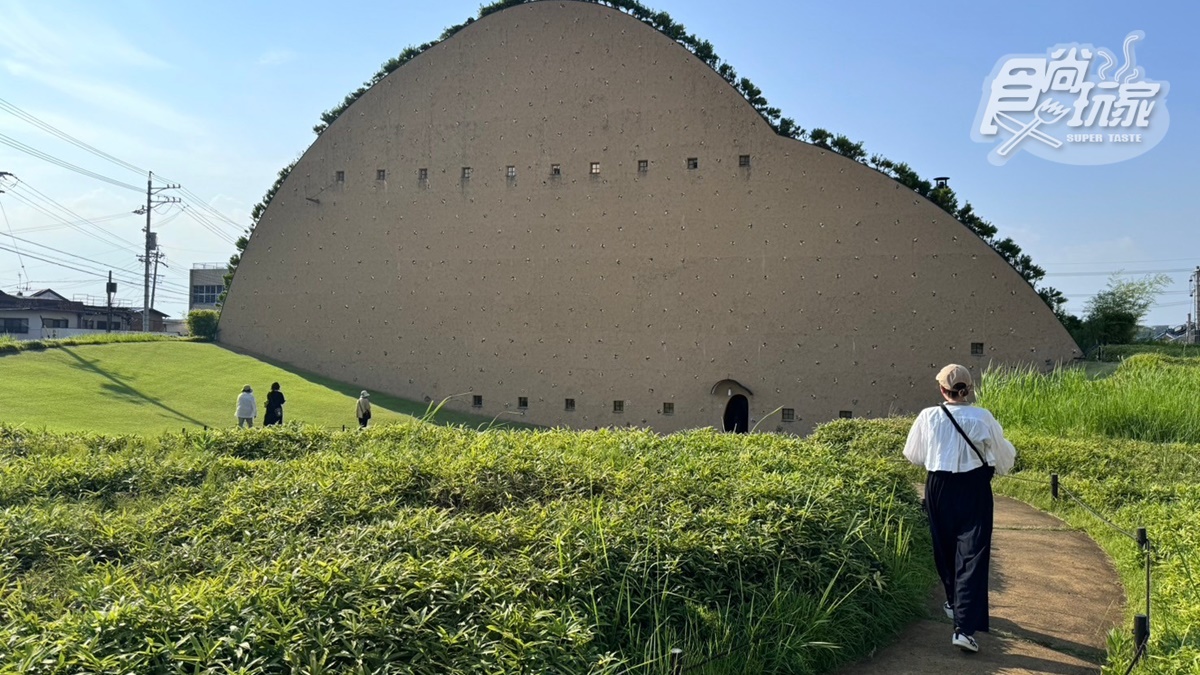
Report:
952,631,979,653
943,601,954,619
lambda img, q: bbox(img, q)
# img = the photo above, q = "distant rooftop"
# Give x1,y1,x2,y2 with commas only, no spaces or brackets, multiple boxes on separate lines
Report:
192,262,225,270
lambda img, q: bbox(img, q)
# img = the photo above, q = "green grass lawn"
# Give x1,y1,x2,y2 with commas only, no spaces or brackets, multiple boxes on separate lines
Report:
0,341,520,435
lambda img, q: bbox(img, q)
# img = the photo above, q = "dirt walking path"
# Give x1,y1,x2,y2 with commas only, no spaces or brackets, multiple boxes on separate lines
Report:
837,495,1125,674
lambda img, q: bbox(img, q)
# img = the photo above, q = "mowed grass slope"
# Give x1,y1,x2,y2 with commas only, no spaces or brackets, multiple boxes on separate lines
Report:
0,341,501,434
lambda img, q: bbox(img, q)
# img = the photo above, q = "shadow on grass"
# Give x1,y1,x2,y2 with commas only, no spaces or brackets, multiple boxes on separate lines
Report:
212,344,538,431
60,347,209,427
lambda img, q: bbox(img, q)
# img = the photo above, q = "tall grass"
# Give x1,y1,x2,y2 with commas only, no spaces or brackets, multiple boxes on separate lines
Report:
979,354,1200,444
815,354,1200,675
0,424,933,673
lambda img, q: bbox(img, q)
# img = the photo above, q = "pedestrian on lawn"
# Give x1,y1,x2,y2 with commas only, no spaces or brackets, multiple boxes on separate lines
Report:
236,385,256,428
264,382,286,426
356,390,372,428
902,364,1016,654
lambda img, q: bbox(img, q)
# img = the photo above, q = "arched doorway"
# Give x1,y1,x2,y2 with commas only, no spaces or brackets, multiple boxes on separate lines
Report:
723,394,749,433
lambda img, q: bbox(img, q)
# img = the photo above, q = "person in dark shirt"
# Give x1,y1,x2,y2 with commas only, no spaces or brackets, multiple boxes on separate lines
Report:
263,382,286,426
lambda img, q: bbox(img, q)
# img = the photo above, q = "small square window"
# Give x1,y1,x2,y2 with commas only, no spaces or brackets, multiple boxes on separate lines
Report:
550,163,561,177
506,165,517,179
662,402,674,415
738,154,751,167
686,157,698,170
637,159,648,173
590,162,600,175
565,398,576,412
612,400,624,414
462,167,472,180
971,342,985,356
839,410,853,419
335,170,345,182
782,408,795,422
518,396,528,409
472,395,483,408
418,168,428,181
376,169,387,181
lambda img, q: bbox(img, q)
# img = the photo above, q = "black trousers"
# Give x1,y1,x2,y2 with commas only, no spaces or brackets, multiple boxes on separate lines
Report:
925,466,993,635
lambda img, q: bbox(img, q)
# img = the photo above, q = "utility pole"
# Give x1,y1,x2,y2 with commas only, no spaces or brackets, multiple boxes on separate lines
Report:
150,251,167,310
1192,267,1200,345
136,171,179,332
106,271,116,333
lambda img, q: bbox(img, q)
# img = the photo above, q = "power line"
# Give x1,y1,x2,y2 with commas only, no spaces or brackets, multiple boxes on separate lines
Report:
0,97,147,176
1044,268,1195,278
2,181,140,252
0,133,142,192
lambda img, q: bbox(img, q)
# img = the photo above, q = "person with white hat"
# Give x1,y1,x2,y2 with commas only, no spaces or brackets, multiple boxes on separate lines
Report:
356,390,372,429
903,364,1016,654
235,385,256,428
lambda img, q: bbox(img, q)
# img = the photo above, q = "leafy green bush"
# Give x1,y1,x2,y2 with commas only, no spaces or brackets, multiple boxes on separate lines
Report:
187,309,220,340
0,423,933,673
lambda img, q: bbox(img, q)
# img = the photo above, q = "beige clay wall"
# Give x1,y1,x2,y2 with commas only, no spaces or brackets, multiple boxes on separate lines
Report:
218,0,1079,433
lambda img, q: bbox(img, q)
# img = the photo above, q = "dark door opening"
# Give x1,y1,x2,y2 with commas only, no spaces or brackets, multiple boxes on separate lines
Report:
723,394,749,433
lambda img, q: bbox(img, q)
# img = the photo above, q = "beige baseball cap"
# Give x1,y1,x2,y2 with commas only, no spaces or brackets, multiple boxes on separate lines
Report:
936,364,973,391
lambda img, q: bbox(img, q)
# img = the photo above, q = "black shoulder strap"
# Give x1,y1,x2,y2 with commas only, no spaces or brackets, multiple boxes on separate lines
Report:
939,403,989,466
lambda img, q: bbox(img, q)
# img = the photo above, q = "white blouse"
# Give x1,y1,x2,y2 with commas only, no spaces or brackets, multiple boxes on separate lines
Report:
903,403,1016,475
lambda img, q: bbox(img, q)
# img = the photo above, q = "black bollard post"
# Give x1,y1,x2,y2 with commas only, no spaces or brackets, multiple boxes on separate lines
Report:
1138,527,1151,628
1134,613,1149,650
1050,474,1059,500
669,648,683,675
343,425,346,432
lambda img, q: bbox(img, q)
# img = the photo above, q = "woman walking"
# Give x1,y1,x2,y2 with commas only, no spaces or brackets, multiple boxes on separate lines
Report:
235,385,256,428
903,364,1015,654
356,390,372,428
264,382,286,426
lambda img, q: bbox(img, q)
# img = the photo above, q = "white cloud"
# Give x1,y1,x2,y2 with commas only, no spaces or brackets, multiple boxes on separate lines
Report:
256,49,297,67
3,60,204,137
0,1,170,70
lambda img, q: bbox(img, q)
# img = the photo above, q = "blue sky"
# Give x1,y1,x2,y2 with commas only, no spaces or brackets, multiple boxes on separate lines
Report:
0,0,1195,326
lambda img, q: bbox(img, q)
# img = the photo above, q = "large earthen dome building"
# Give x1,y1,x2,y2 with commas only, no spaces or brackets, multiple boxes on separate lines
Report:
219,0,1079,432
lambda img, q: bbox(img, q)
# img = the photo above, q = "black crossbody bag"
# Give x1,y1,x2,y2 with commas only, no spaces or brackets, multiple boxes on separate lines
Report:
939,404,994,478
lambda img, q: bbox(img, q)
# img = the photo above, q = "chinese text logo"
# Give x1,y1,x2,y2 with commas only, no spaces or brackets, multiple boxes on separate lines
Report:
973,32,1169,166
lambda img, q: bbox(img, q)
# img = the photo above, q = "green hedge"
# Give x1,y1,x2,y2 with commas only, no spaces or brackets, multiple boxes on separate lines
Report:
0,333,186,356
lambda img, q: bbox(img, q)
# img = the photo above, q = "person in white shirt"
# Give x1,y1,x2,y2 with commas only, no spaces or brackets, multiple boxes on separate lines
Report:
903,364,1016,654
235,385,257,428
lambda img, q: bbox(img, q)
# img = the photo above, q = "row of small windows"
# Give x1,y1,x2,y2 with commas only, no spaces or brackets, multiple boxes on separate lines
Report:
332,156,753,184
470,395,677,415
464,397,851,423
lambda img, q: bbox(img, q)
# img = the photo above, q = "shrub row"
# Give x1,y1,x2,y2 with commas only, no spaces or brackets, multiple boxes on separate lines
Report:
0,333,187,356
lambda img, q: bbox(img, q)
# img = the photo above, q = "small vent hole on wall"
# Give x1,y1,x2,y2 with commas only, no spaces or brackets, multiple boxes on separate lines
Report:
376,169,386,181
613,400,624,414
662,402,674,415
738,154,750,167
418,168,428,181
971,342,985,355
462,167,472,180
590,162,601,175
565,398,576,411
506,165,516,179
335,170,345,183
839,410,853,419
472,395,483,408
551,163,562,177
687,157,698,170
518,396,528,409
782,408,795,422
637,159,648,173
